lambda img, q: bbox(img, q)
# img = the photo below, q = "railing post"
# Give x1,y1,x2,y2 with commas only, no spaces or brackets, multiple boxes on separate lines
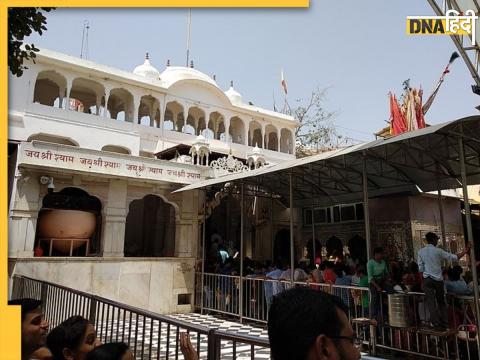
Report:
40,282,48,311
207,329,220,360
89,296,97,325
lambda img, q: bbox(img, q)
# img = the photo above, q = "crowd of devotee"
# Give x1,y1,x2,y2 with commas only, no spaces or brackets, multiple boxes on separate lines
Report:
204,232,478,332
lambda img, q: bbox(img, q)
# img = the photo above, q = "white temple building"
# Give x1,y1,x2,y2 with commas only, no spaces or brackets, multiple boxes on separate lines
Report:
7,49,297,314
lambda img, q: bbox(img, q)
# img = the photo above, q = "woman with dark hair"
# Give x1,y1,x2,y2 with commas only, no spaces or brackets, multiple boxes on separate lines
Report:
46,315,101,360
85,342,133,360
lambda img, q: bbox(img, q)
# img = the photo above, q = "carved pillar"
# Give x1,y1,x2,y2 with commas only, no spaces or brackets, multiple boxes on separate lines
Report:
104,88,111,118
95,93,102,115
194,115,199,135
183,109,189,133
159,101,165,129
151,101,159,127
58,86,65,109
224,115,231,144
132,96,141,124
65,78,73,110
261,124,266,149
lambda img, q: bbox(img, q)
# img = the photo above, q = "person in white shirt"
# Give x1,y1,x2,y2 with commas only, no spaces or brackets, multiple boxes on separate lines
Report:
418,232,470,329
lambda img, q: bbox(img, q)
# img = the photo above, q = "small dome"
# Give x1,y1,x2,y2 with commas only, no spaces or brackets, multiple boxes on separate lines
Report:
225,81,242,104
133,53,160,80
160,66,218,88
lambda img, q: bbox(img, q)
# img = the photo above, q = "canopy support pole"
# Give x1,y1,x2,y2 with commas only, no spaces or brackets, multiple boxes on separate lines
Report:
437,187,450,265
312,204,316,267
289,172,295,286
239,183,244,323
271,195,274,262
459,136,480,354
363,152,372,260
200,189,206,314
436,170,447,254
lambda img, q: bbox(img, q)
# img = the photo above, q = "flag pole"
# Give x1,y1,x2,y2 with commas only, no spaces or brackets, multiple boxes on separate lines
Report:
281,68,289,113
186,8,192,67
422,52,459,114
272,90,277,112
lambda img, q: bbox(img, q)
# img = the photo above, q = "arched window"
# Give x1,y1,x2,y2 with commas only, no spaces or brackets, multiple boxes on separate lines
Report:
138,95,160,126
207,112,226,140
280,128,294,154
33,70,67,107
124,195,176,257
249,121,262,148
27,134,79,147
186,106,205,135
229,117,245,145
101,145,131,155
69,77,105,115
265,124,278,151
107,88,134,122
165,101,184,132
35,187,102,256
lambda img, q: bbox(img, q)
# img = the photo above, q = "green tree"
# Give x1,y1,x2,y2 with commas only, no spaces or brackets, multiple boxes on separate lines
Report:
8,7,55,77
283,87,341,157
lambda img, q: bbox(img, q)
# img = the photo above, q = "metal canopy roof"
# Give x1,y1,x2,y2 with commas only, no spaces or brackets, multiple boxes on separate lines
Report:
174,116,480,207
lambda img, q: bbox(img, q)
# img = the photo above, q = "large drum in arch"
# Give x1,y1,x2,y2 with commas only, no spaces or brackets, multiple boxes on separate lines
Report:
37,209,96,253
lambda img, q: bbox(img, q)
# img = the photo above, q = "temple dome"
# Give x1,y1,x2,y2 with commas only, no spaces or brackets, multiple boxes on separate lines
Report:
225,81,242,104
160,66,218,88
133,53,160,80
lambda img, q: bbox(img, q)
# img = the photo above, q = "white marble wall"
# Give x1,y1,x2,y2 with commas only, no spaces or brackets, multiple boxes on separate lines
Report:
9,175,42,258
12,257,196,314
102,179,128,257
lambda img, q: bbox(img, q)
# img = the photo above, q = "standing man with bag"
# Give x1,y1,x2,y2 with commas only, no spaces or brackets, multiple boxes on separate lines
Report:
418,232,471,330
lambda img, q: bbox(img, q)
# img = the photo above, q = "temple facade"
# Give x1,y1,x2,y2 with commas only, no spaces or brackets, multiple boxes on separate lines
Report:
7,48,297,314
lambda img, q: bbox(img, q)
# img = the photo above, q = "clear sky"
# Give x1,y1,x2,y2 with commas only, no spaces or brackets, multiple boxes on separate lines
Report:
26,1,478,143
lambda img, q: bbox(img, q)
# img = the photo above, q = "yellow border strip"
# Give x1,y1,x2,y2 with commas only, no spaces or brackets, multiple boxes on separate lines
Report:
1,2,308,359
1,5,22,360
6,0,309,7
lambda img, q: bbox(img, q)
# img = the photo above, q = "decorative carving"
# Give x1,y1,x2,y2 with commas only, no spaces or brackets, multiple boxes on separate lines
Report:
210,152,249,174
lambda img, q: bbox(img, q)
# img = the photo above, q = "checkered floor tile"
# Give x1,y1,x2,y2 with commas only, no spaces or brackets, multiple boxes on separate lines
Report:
96,312,270,359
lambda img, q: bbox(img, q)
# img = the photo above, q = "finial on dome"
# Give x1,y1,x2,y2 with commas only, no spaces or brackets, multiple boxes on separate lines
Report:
190,60,194,68
166,59,170,66
145,52,149,60
213,74,216,81
230,80,234,87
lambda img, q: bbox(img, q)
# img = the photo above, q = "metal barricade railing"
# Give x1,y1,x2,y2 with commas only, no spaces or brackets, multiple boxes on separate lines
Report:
373,291,479,360
11,275,272,360
195,272,480,360
209,329,270,360
198,273,371,325
199,272,240,318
